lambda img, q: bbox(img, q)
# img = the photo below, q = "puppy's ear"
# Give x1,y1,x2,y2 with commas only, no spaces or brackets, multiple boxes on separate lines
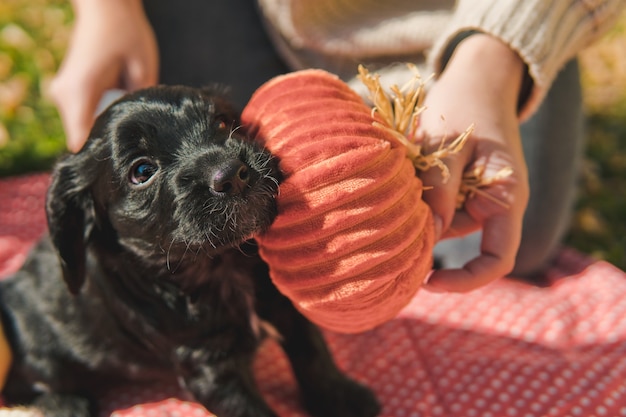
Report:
46,152,96,295
199,83,231,98
199,84,240,117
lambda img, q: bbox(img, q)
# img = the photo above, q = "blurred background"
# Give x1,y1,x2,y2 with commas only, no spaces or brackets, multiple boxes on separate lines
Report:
0,0,625,270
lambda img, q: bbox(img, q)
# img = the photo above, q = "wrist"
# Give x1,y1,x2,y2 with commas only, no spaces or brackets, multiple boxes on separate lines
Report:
439,33,526,111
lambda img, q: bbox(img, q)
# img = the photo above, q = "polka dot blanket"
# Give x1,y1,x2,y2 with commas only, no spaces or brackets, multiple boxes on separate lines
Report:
1,173,626,417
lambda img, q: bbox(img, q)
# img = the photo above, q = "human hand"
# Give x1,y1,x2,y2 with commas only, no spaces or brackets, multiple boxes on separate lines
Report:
419,34,530,292
50,0,158,152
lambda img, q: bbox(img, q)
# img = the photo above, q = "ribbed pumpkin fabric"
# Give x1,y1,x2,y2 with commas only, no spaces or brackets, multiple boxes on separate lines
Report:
242,69,435,333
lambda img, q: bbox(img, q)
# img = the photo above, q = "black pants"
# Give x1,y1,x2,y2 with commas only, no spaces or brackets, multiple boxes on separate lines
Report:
143,0,289,110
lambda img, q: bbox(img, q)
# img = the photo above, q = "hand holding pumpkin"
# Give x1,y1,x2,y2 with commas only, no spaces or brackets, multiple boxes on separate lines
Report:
418,34,530,292
241,51,526,332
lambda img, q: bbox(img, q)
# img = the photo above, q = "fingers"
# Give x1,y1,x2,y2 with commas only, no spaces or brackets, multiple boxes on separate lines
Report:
62,101,95,154
50,73,104,152
419,144,468,241
49,0,158,152
424,167,529,292
441,210,481,239
425,212,522,292
123,37,159,92
51,46,158,153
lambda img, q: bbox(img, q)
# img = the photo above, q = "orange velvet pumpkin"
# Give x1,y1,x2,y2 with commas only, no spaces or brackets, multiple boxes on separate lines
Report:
242,69,435,333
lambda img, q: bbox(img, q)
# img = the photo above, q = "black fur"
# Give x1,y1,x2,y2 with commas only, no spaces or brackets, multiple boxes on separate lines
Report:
0,85,380,417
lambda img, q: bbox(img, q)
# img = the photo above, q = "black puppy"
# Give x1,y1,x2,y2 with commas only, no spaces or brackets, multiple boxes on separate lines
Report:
0,85,380,417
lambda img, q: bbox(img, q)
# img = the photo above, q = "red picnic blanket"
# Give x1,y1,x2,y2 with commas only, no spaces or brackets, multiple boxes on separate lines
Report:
1,173,625,417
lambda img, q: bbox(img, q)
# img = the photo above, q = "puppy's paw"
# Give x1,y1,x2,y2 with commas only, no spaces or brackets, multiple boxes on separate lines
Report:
302,376,380,417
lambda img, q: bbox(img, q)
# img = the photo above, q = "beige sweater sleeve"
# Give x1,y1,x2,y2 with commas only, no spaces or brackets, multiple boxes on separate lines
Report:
429,0,626,118
258,0,625,117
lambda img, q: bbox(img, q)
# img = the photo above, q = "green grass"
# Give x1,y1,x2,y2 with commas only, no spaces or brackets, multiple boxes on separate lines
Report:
0,0,71,176
1,1,625,270
571,15,626,270
566,110,626,268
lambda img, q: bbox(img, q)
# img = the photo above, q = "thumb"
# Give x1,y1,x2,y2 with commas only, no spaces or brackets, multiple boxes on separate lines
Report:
50,78,100,153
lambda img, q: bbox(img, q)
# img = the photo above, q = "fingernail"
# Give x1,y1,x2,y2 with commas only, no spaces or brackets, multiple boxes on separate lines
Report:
433,215,443,240
423,284,447,293
423,270,434,285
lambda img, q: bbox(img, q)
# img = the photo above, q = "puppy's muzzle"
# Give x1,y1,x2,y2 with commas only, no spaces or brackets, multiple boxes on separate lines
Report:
210,159,250,195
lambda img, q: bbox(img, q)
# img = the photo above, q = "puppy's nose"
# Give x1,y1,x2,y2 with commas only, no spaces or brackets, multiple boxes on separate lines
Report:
210,159,250,195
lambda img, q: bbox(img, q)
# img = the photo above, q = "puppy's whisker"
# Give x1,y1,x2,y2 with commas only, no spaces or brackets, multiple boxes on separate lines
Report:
264,172,280,190
206,229,219,249
166,239,177,272
172,240,192,274
93,154,112,162
158,241,167,254
228,124,244,140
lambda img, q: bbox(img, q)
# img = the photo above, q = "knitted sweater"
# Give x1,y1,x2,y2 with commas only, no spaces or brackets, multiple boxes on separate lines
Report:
257,0,625,119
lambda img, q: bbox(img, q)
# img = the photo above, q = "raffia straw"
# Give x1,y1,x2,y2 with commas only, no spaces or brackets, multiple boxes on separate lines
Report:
457,166,514,209
357,64,511,209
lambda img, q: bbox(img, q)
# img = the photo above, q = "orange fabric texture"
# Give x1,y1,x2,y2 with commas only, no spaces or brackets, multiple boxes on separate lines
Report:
242,70,435,333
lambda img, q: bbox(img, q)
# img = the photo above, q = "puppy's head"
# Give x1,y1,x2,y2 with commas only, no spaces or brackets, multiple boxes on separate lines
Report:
46,85,280,294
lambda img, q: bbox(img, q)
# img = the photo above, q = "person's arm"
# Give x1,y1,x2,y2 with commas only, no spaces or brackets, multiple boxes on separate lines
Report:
420,0,625,291
50,0,158,152
429,0,626,120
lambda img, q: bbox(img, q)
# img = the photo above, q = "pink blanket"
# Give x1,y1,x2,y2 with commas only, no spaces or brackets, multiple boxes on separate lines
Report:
1,173,625,417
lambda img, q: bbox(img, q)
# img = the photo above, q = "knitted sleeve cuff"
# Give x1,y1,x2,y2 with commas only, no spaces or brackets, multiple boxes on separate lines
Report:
428,0,625,119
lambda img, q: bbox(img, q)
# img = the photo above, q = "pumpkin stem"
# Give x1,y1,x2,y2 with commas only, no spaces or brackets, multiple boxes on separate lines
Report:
357,64,511,209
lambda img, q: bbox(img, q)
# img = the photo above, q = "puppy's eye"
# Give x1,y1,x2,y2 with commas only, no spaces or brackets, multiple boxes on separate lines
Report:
214,116,228,130
129,159,158,185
